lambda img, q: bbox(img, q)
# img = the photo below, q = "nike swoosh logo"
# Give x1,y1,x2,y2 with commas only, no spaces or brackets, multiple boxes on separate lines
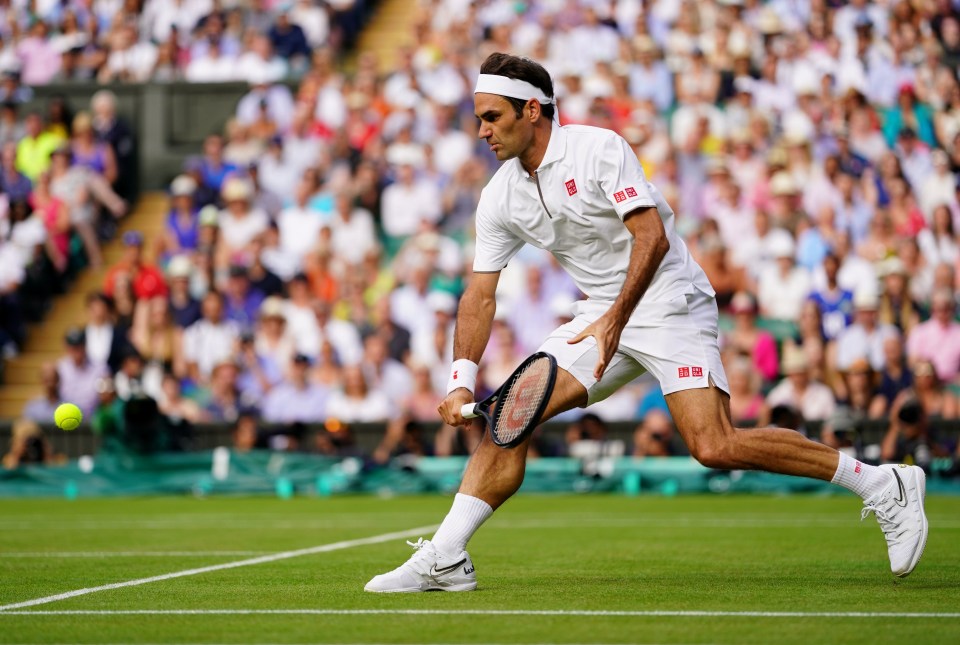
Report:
430,558,467,577
892,470,908,507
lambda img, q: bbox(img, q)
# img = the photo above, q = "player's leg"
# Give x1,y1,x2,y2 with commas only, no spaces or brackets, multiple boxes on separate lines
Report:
666,383,928,576
665,383,840,479
364,368,588,592
456,367,588,508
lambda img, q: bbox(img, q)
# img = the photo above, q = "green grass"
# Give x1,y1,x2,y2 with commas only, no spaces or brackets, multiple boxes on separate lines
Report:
0,494,959,644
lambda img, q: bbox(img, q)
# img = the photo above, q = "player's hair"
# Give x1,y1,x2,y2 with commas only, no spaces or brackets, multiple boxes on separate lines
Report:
480,52,555,122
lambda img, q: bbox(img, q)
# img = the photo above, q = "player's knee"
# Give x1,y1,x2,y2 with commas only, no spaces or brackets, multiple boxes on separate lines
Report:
689,439,735,469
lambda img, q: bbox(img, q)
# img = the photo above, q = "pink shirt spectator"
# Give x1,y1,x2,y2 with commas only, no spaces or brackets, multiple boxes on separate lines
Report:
17,37,61,85
907,319,960,382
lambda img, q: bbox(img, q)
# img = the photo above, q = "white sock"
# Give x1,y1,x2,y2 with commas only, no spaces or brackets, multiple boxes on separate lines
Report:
431,493,493,555
831,452,892,501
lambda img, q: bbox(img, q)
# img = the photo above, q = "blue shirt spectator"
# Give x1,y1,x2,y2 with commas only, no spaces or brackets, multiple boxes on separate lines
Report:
261,354,329,423
269,15,311,61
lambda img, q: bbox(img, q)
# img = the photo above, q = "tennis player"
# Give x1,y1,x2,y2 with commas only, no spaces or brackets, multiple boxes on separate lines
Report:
364,53,928,592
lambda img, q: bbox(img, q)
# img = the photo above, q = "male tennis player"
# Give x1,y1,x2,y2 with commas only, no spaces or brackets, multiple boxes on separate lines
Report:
364,53,928,592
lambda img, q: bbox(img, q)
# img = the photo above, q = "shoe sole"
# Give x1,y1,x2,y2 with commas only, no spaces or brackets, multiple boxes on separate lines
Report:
364,581,477,593
896,467,928,578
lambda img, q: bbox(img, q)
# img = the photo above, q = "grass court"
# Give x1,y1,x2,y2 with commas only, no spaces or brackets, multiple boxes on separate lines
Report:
1,494,959,644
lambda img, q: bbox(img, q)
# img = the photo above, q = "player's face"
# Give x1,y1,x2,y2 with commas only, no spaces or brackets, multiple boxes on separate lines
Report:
475,93,534,162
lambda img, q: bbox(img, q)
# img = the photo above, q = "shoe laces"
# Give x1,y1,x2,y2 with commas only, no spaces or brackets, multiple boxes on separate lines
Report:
402,538,437,573
861,493,906,545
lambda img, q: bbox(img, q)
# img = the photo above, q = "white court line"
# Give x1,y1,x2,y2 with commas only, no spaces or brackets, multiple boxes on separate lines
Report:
0,609,958,619
0,525,438,612
5,551,269,558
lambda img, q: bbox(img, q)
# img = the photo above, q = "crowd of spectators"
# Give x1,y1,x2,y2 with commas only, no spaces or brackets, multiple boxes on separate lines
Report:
0,1,373,86
9,0,960,470
0,89,130,362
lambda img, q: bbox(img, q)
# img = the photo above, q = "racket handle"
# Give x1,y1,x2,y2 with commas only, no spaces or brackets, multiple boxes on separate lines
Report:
460,403,479,419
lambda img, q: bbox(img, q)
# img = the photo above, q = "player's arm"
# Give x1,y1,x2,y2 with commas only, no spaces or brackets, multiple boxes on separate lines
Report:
569,206,668,379
437,270,500,426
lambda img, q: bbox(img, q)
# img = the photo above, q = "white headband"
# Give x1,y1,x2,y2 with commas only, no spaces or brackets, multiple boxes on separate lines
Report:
475,73,559,123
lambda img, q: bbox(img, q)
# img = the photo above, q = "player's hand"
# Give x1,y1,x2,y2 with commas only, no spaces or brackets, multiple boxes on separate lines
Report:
438,387,475,426
567,314,624,380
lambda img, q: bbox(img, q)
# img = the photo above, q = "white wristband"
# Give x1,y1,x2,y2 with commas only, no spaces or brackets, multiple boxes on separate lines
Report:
446,359,478,394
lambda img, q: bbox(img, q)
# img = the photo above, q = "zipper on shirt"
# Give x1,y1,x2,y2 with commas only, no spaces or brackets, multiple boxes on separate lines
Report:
533,171,553,218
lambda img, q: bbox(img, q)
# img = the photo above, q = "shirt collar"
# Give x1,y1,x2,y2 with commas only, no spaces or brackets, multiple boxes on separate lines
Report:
513,120,566,177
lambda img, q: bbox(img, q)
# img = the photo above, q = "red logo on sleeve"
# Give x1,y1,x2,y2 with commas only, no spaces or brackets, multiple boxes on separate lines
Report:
565,179,577,196
453,371,458,380
625,186,638,198
614,191,626,203
678,367,690,378
691,367,703,377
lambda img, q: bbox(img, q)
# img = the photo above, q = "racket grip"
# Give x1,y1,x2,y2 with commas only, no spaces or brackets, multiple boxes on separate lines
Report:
460,403,479,419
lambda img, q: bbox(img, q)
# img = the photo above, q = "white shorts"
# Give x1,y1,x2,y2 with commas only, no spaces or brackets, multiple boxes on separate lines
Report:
537,288,729,406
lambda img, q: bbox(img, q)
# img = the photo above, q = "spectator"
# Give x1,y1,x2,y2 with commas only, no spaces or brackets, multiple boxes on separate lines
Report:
29,171,69,275
181,290,240,385
103,231,169,301
906,289,960,383
277,177,326,270
916,203,958,269
876,257,920,335
17,21,61,86
166,255,201,328
16,111,64,182
325,364,390,423
2,419,62,469
99,24,158,83
757,232,810,322
161,175,200,258
22,362,60,423
380,152,441,251
329,188,377,267
217,177,268,267
632,409,676,458
91,90,136,199
130,295,177,376
261,353,329,424
158,372,205,427
882,396,934,468
809,253,854,341
185,36,238,82
835,289,900,372
762,346,837,425
360,333,412,407
70,111,117,187
269,13,311,65
0,234,25,353
196,133,237,195
722,291,779,384
222,264,265,332
84,292,127,372
0,141,31,201
726,356,765,426
56,327,109,417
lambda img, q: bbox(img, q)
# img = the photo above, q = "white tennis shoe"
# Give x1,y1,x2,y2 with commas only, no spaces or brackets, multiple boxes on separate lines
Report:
861,464,928,577
364,538,477,592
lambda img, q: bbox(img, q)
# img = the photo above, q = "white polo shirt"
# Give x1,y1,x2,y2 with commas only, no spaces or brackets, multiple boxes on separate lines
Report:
474,122,713,320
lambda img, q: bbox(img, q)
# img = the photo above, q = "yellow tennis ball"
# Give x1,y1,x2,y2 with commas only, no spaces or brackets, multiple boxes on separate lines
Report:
54,403,83,431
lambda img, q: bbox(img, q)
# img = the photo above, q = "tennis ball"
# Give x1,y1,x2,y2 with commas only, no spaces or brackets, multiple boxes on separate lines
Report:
54,403,83,431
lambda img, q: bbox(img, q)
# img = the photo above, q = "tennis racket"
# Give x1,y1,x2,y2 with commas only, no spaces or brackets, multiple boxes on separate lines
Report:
460,352,558,448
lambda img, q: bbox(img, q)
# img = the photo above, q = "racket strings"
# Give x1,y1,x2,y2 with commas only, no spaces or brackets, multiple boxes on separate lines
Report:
493,358,551,444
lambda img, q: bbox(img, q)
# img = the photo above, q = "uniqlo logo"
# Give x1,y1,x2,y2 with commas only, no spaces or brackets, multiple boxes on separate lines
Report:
625,186,637,198
691,366,703,377
855,461,862,474
565,179,577,196
614,191,626,203
678,367,690,378
452,371,458,380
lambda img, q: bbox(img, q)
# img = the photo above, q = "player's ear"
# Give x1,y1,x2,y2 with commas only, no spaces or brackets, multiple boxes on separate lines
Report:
526,99,541,124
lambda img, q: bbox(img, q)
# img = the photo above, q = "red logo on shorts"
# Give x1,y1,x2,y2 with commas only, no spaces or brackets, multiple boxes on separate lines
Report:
614,191,626,203
565,179,577,196
692,366,703,377
678,367,690,378
855,461,862,474
625,187,638,198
